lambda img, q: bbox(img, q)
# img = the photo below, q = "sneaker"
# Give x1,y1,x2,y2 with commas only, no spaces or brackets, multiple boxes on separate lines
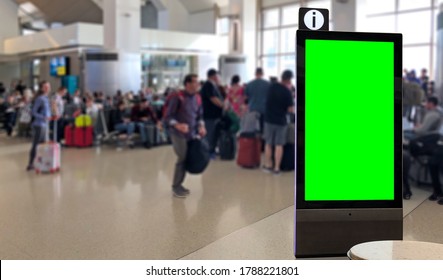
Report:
273,170,281,176
429,193,442,201
26,165,34,172
173,187,188,198
210,153,217,160
261,166,272,173
180,185,190,195
438,199,443,205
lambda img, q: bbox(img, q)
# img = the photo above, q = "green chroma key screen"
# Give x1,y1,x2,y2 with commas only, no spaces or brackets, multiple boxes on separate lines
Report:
305,39,394,201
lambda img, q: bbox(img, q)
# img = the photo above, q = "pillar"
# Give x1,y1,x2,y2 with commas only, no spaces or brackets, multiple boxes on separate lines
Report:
226,0,258,82
103,0,141,93
332,0,357,31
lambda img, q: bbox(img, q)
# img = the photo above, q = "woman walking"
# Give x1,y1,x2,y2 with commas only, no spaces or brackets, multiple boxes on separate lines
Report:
27,81,51,171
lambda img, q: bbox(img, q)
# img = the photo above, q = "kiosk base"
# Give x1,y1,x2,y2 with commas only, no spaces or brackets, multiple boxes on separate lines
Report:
295,208,403,258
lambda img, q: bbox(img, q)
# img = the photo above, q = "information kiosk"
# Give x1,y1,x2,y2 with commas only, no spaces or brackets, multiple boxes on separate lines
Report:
295,30,403,257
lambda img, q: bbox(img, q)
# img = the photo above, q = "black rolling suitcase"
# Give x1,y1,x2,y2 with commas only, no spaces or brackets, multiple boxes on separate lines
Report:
218,129,236,160
280,122,295,171
280,143,295,171
144,123,158,148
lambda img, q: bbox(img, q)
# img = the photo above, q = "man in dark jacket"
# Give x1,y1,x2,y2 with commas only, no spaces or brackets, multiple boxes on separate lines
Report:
200,69,224,159
262,70,295,175
165,74,206,198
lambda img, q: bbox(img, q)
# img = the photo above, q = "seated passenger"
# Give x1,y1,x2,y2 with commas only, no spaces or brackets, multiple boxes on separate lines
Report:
113,101,135,147
4,94,18,137
85,96,101,120
151,94,165,120
131,98,159,148
17,89,34,137
404,97,442,141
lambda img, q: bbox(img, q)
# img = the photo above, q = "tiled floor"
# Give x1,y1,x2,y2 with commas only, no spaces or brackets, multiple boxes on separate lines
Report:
0,135,442,260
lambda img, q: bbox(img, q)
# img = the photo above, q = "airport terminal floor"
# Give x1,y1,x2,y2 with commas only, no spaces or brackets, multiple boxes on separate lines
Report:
0,133,442,260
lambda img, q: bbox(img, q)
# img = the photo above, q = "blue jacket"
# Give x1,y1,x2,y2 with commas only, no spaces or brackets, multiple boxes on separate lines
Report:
32,95,50,127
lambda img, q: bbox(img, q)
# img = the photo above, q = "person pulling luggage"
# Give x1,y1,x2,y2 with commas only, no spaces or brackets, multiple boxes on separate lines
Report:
27,81,51,171
164,74,206,198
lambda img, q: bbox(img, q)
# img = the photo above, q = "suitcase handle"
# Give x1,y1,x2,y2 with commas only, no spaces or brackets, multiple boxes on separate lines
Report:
46,117,58,143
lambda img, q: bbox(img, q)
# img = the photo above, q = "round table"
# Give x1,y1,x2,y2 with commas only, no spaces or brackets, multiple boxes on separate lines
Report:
348,240,443,260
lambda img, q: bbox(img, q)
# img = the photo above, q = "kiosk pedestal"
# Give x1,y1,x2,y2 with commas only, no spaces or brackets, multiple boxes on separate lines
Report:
296,209,402,257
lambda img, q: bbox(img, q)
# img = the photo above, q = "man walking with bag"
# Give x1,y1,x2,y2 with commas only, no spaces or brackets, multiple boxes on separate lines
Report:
165,74,207,198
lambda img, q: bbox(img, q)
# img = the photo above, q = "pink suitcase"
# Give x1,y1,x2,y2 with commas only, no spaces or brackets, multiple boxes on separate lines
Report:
35,142,61,174
35,119,61,174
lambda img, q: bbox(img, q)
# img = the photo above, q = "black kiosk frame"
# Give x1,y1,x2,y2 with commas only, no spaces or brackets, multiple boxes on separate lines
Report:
295,30,403,258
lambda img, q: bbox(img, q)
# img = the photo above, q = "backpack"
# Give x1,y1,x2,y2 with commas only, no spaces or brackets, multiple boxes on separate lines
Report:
162,91,202,122
75,114,92,127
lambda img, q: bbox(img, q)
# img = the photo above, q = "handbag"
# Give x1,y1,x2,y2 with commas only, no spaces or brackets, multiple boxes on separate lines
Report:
185,139,210,174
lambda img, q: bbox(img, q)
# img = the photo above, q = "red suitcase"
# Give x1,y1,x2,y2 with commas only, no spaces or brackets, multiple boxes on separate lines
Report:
75,126,93,147
65,125,75,147
237,133,262,168
64,125,93,147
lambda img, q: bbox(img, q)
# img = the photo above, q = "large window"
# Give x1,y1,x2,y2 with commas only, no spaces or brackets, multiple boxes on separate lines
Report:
260,0,330,78
361,0,439,79
260,3,297,78
260,0,440,79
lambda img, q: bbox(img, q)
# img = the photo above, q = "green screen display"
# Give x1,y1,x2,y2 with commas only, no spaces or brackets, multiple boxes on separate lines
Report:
305,39,394,201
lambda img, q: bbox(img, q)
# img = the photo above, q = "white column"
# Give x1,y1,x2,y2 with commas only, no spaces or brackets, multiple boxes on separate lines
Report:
332,0,357,31
227,0,258,81
0,0,19,53
103,0,141,93
104,0,140,52
154,0,189,33
242,0,258,81
0,0,20,85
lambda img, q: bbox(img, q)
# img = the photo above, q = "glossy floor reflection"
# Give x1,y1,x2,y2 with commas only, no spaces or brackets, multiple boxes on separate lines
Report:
0,138,294,259
1,136,442,260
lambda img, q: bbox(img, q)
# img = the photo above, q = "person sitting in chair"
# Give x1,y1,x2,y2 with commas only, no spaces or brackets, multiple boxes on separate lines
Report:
404,97,442,141
131,98,159,148
113,101,135,148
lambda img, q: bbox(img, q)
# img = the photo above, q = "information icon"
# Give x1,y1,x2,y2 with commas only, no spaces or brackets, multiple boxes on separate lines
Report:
303,10,325,31
298,8,329,31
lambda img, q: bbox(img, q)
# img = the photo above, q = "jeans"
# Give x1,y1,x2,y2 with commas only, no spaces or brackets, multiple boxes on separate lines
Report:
5,112,16,136
136,122,154,143
403,130,417,141
170,133,188,189
204,118,219,154
115,122,135,136
28,126,46,167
